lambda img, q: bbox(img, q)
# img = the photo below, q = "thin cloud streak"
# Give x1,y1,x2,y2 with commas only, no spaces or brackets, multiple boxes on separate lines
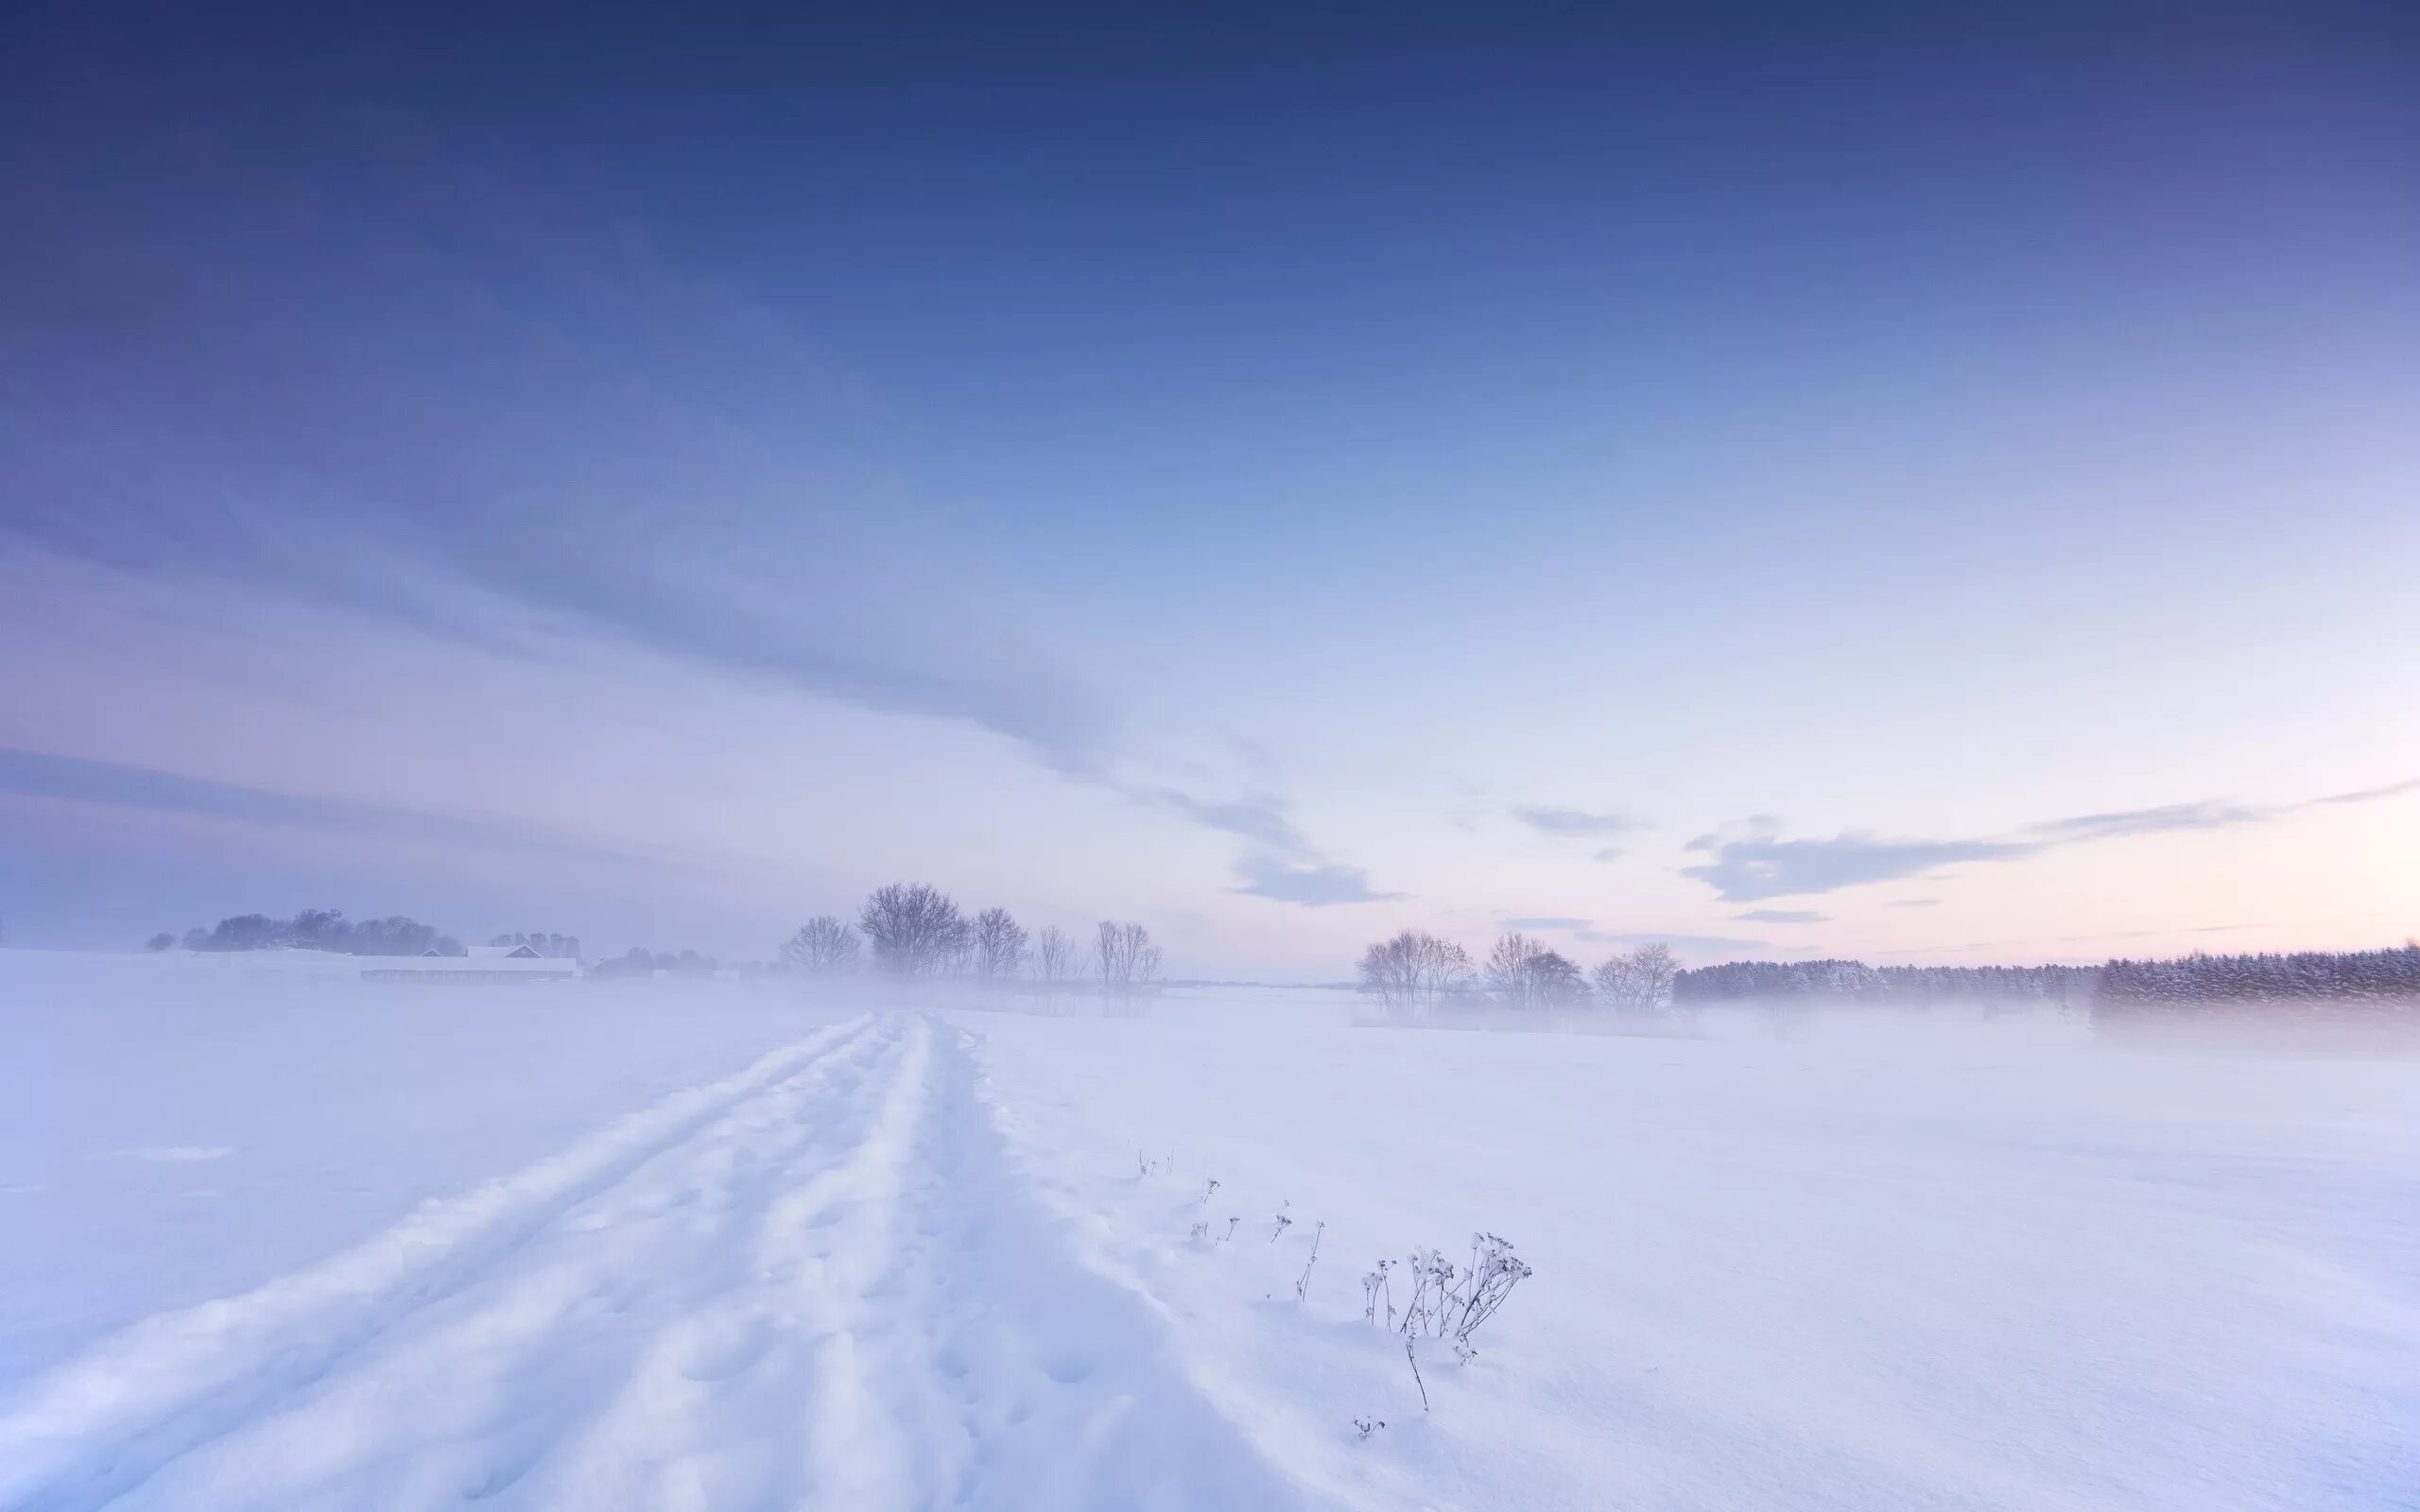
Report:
1512,805,1637,839
1,132,1112,776
1684,777,2420,902
1141,789,1314,858
0,747,684,873
1231,855,1405,907
1139,784,1403,908
1575,930,1771,955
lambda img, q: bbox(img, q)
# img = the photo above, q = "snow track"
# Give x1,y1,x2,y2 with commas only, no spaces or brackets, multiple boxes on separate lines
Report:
0,1013,1312,1512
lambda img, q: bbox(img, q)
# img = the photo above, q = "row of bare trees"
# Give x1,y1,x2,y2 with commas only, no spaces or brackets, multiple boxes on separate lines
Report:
1357,929,1679,1021
779,884,1162,997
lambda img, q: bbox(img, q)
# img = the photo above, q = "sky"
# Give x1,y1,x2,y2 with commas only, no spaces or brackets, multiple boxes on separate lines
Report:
3,2,2416,973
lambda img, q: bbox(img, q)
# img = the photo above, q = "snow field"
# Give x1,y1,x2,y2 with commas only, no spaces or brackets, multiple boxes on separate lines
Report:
2,1009,1308,1511
959,996,2420,1512
7,956,2415,1511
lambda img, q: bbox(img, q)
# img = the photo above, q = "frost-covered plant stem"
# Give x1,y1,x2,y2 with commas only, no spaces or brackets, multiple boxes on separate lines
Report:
1362,1260,1394,1326
1295,1220,1324,1301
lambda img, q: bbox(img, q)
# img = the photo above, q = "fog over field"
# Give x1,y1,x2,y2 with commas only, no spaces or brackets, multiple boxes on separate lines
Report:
2,949,2412,1510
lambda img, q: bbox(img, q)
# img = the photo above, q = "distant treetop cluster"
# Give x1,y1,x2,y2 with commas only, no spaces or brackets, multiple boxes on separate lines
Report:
150,913,599,961
1347,932,2418,1022
2096,945,2420,1011
776,884,1160,997
158,909,467,957
1355,929,1678,1021
1673,959,2095,1005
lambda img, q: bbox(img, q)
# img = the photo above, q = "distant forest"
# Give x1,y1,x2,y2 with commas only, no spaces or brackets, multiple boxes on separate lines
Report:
158,909,465,956
1672,947,2420,1019
2095,945,2420,1013
1673,959,2096,1005
149,911,607,958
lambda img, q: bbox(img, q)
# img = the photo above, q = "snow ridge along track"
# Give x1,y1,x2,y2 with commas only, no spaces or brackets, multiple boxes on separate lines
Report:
0,1012,1312,1512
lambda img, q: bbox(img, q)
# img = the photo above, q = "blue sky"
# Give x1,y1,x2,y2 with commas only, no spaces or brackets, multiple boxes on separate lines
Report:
3,2,2415,971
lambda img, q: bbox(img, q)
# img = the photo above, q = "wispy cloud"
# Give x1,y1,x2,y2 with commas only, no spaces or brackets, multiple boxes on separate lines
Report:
0,747,668,870
2309,777,2420,807
1574,930,1770,955
1684,778,2420,902
1144,785,1403,909
1498,915,1592,930
2022,801,2265,843
1231,855,1405,907
1511,806,1636,839
0,130,1111,776
1873,921,2265,956
1735,908,1828,923
1682,826,2035,902
1142,789,1312,857
1590,847,1625,863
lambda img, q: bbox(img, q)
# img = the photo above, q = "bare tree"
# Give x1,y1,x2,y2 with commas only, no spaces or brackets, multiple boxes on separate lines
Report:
1594,942,1678,1019
1632,942,1679,1007
1357,930,1475,1022
1487,932,1585,1009
971,906,1028,986
858,883,968,978
1486,932,1543,1008
1529,949,1587,1003
1033,925,1080,997
781,915,862,974
1095,920,1163,999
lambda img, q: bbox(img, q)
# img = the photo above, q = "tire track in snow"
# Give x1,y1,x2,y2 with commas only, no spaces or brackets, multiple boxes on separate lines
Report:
819,1021,1322,1512
5,1012,1325,1512
0,1013,882,1512
503,1013,938,1511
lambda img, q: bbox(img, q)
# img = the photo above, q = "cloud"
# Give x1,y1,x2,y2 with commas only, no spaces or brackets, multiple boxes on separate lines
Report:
1146,785,1403,908
1575,930,1770,954
0,128,1111,775
1590,847,1625,863
1683,832,2038,902
0,747,668,870
1498,916,1592,930
1735,908,1828,923
1685,777,2420,902
1231,855,1405,907
1888,898,1940,908
1511,806,1636,839
1142,789,1312,857
2308,777,2420,807
1874,921,2264,956
2023,801,2266,843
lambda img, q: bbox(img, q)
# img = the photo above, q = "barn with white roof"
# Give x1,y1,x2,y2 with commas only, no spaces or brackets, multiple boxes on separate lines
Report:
360,942,579,985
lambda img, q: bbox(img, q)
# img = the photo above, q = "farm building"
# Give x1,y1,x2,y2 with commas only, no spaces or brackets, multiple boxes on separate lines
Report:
361,942,579,985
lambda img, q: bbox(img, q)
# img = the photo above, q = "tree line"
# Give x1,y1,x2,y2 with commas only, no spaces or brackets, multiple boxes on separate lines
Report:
151,909,468,957
1355,930,1681,1021
588,946,718,980
2094,944,2420,1014
778,883,1162,996
1672,959,2097,1005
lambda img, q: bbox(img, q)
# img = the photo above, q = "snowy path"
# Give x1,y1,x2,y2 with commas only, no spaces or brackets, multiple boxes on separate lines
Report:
0,1012,1310,1512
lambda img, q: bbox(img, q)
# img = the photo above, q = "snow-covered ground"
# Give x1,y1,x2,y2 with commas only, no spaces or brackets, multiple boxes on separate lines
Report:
4,953,2414,1509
